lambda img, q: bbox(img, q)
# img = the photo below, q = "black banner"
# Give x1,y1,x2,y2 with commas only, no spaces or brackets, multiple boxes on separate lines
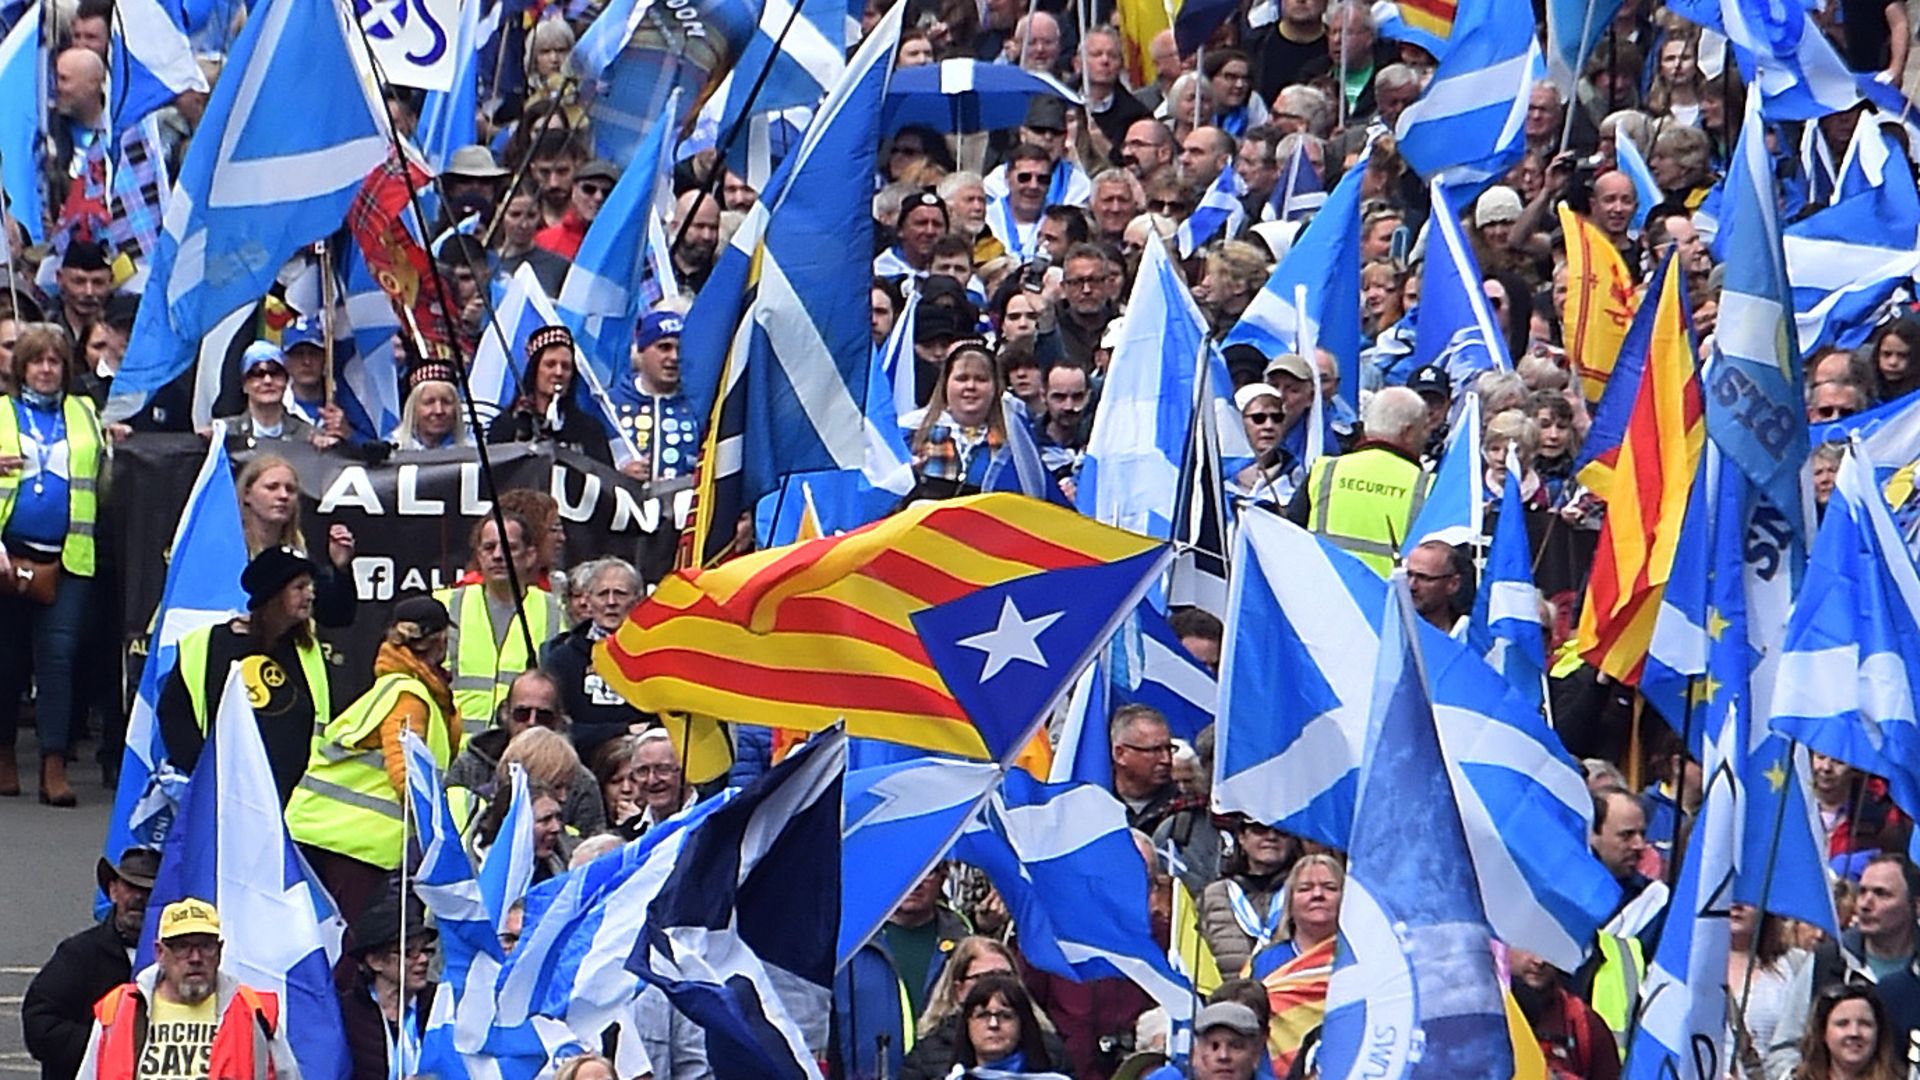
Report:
110,436,685,702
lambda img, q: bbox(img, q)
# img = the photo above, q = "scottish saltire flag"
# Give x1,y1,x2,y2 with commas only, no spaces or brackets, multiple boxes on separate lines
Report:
1215,510,1618,970
415,0,486,171
1168,350,1252,613
1624,712,1741,1080
1612,132,1662,231
571,0,755,164
840,757,1000,962
1226,161,1365,397
478,763,535,933
339,245,405,441
1719,0,1861,120
705,0,845,163
100,434,247,915
0,5,43,243
1268,137,1324,221
953,772,1195,1020
686,0,900,564
877,288,919,423
1785,125,1920,352
557,91,678,383
1318,581,1511,1080
1810,392,1920,490
1408,392,1484,546
1392,0,1539,194
982,406,1071,505
140,666,352,1080
110,0,209,135
106,0,390,421
476,264,643,462
1080,234,1244,539
1773,445,1920,825
1709,94,1809,540
1466,455,1547,709
627,730,846,1078
1050,603,1217,787
1411,177,1511,383
1545,0,1622,95
1176,161,1247,257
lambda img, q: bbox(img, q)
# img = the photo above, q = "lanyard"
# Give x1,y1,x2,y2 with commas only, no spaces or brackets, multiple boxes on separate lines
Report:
17,400,65,497
1225,880,1285,945
370,987,421,1080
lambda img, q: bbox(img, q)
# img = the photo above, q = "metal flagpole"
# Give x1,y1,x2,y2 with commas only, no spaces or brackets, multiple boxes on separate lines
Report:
1559,0,1600,152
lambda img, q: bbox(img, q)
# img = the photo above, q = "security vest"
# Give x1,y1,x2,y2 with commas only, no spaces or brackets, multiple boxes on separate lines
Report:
438,584,555,733
91,981,281,1080
1304,446,1430,577
285,671,453,870
174,625,332,736
1588,933,1646,1059
0,393,104,576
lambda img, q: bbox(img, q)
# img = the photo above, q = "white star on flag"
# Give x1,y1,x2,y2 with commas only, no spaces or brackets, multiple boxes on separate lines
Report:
958,597,1063,681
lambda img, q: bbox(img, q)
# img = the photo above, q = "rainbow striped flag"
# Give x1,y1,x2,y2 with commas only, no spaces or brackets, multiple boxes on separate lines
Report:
1574,252,1704,683
1249,935,1336,1076
597,494,1168,761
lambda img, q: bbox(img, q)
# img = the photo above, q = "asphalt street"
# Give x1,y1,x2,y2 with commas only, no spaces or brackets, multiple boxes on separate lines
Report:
0,730,116,1080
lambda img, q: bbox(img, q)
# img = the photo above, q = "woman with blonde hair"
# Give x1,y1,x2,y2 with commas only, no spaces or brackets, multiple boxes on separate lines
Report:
1244,853,1344,1075
234,453,359,627
394,363,469,450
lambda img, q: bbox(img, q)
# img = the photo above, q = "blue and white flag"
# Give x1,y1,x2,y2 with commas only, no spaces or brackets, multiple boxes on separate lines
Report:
1786,123,1920,352
952,772,1195,1020
1773,445,1920,824
1176,161,1247,257
140,665,352,1080
1268,137,1324,222
1466,453,1547,709
1811,391,1920,491
478,763,535,934
571,0,755,164
1080,234,1242,539
0,4,43,243
110,0,209,136
1545,0,1622,96
1411,177,1511,384
840,757,1000,963
627,729,846,1079
106,0,390,421
1613,132,1662,232
1408,392,1484,546
876,288,919,424
1318,580,1511,1080
414,0,486,172
1050,602,1217,788
475,263,643,462
557,91,678,384
1621,713,1740,1080
1709,93,1809,540
1226,161,1365,398
1214,510,1619,970
100,433,247,913
705,0,845,166
339,244,406,441
1392,0,1540,194
1719,0,1861,120
983,403,1070,505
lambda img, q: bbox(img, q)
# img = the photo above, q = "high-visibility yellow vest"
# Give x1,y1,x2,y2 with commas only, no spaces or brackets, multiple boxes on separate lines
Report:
1304,447,1429,577
176,624,332,734
286,671,452,869
1589,933,1645,1059
437,584,555,733
0,394,104,576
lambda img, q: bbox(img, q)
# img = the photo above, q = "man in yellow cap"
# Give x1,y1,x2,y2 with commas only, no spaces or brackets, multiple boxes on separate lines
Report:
75,899,299,1080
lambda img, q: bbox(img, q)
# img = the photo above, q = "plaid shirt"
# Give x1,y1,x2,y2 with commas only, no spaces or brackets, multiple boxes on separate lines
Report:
108,116,169,274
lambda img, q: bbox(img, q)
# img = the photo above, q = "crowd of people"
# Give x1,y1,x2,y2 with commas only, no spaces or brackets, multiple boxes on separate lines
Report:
5,0,1920,1072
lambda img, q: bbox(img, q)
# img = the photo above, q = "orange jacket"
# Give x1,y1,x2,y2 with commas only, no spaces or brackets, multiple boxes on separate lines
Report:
85,980,282,1080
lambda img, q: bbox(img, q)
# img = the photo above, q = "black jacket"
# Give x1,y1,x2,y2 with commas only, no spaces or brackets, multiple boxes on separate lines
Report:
340,975,438,1080
899,1013,1074,1080
540,621,650,763
22,920,132,1080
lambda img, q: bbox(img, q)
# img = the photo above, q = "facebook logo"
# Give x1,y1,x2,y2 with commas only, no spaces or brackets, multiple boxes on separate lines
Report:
352,556,395,601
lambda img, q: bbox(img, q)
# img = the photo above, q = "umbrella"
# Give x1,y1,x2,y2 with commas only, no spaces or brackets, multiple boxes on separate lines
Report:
881,59,1082,136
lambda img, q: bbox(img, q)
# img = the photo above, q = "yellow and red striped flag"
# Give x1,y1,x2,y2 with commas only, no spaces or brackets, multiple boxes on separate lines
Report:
1574,252,1704,683
1559,204,1639,405
597,494,1169,761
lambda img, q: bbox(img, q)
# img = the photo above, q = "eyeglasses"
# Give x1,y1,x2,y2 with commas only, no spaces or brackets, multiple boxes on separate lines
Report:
578,183,612,197
510,705,561,725
1119,742,1174,757
970,1008,1019,1025
1244,411,1282,424
1810,404,1857,421
1012,171,1047,185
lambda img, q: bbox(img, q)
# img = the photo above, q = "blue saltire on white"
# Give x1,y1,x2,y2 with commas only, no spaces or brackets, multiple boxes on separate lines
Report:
1621,712,1740,1080
625,730,847,1079
1050,602,1217,787
1544,0,1622,97
1391,0,1540,196
414,0,486,172
478,763,535,934
109,0,209,137
1408,392,1483,547
1612,131,1662,231
99,433,247,915
1772,444,1920,826
1410,176,1512,384
1175,161,1247,257
1318,579,1511,1080
1465,451,1547,709
1225,160,1365,399
1213,509,1619,970
952,772,1195,1021
1708,92,1810,541
0,4,44,242
140,665,353,1080
105,0,391,421
1785,119,1920,352
557,91,679,384
840,757,1001,963
339,243,406,441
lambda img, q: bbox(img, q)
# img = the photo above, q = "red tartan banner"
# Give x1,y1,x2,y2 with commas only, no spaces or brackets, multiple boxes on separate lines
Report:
347,152,455,360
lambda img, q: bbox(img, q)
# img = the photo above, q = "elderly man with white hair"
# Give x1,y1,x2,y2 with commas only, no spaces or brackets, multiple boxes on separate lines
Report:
1284,385,1433,577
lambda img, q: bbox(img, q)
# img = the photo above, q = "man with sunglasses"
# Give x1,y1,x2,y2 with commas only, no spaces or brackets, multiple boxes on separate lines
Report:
534,158,619,260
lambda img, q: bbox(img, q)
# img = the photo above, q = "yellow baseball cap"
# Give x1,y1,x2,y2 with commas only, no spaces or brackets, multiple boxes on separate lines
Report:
157,898,222,941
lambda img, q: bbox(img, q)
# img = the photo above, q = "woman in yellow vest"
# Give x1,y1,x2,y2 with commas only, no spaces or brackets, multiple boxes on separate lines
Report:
287,595,461,924
0,326,112,806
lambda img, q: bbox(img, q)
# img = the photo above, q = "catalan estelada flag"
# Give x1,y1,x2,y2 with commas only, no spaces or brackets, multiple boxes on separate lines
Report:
1388,0,1456,48
1574,251,1704,684
1559,204,1639,405
597,494,1169,762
